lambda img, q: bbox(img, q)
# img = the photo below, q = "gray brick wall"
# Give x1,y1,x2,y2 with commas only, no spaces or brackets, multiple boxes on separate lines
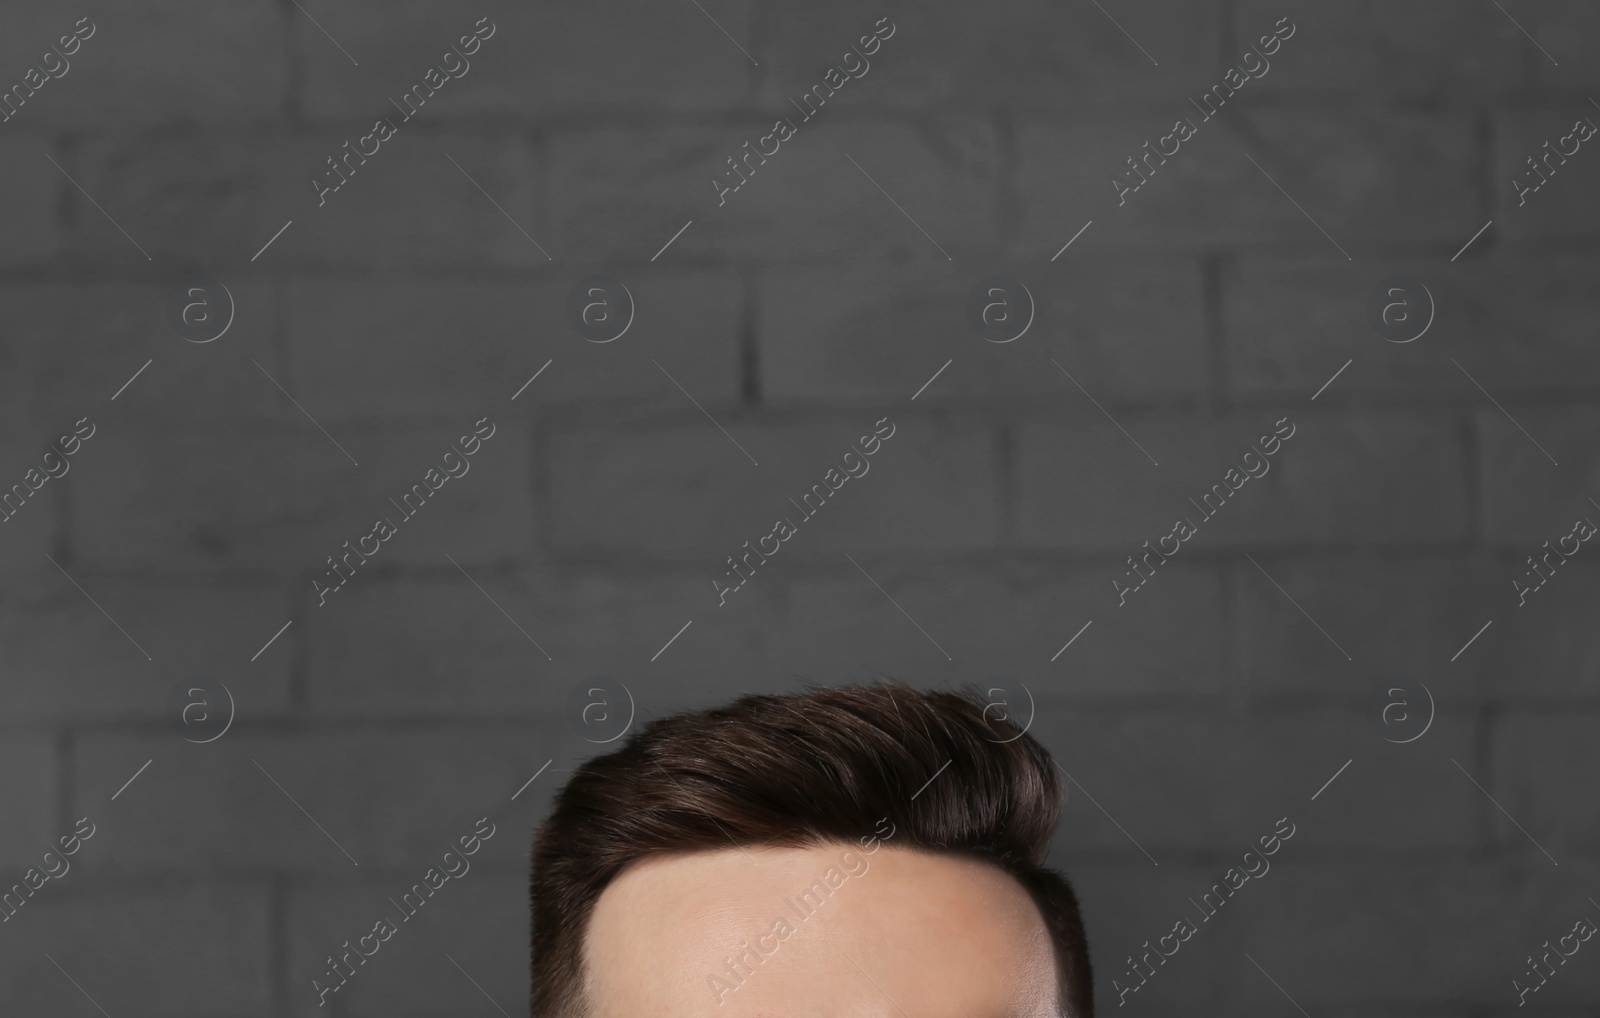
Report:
1,1,1598,1015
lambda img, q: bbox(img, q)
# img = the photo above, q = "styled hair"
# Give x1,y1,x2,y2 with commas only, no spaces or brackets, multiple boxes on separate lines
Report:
530,681,1094,1016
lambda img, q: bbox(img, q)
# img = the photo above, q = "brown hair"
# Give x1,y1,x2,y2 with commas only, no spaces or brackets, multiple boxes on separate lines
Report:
530,682,1094,1016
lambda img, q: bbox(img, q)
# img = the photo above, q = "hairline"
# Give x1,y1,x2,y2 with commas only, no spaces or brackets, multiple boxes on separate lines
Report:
571,839,1067,1017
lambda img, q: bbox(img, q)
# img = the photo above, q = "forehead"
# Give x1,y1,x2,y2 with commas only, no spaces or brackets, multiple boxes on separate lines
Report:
581,844,1061,1018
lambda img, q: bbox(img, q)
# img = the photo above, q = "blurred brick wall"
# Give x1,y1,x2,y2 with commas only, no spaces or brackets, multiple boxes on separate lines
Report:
1,0,1599,1015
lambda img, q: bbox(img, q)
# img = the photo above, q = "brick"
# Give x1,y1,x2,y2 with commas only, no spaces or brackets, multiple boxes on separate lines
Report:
0,4,285,129
758,256,1207,406
303,570,769,718
0,307,24,437
1014,411,1470,551
1478,562,1600,698
1015,412,1226,552
1232,1,1525,98
1234,557,1500,700
1230,109,1476,257
0,138,59,267
1241,863,1591,1007
760,2,1223,113
769,570,969,682
0,426,64,565
286,873,526,1017
1062,860,1553,1010
545,412,1000,560
0,7,1591,1015
1493,106,1600,242
1012,107,1478,256
4,281,282,426
1524,2,1600,93
1028,706,1478,854
296,0,756,122
1217,411,1471,549
70,419,534,568
1479,406,1600,543
1495,710,1600,858
773,562,1229,699
70,129,543,272
0,879,272,1016
1224,255,1600,400
546,114,1001,263
291,128,544,271
286,271,742,418
73,729,561,872
61,133,303,268
0,565,294,722
0,734,56,870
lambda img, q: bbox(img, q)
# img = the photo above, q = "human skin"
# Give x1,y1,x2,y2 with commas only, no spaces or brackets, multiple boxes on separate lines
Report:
581,843,1063,1017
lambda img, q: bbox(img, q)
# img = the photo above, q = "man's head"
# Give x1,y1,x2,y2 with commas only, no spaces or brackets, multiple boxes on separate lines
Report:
530,682,1094,1016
